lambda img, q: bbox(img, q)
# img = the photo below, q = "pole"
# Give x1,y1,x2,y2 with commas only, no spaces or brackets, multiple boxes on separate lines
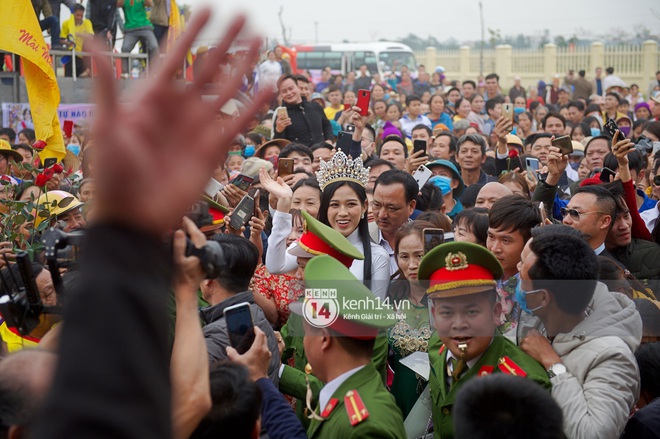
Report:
479,1,484,76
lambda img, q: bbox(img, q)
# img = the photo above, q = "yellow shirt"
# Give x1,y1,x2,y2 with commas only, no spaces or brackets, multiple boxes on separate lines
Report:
60,16,94,51
324,105,342,121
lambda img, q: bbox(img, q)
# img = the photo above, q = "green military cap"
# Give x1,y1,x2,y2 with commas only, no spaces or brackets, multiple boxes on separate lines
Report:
418,241,503,299
288,210,364,267
289,255,396,339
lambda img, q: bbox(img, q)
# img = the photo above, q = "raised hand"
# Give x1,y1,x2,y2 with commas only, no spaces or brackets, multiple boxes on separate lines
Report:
90,10,272,236
612,130,635,183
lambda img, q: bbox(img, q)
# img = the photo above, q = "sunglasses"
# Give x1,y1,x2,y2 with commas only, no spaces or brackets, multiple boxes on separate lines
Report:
560,207,604,221
654,175,660,186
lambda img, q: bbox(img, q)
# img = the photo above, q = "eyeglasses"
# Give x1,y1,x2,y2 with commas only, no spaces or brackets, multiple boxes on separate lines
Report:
560,207,604,221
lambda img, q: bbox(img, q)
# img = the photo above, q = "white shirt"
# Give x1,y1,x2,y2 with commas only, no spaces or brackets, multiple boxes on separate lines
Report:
595,243,606,255
347,229,391,300
265,211,390,299
399,114,432,138
377,229,398,276
259,59,282,92
318,365,365,413
640,201,659,234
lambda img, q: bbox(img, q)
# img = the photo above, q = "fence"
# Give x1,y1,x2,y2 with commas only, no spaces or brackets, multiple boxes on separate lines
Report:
415,41,660,92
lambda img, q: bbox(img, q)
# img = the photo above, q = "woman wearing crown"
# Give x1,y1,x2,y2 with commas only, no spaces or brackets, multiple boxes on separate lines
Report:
263,116,390,299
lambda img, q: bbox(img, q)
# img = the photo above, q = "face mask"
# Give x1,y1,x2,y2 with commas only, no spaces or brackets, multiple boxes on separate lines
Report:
513,107,525,115
590,127,601,137
430,175,452,196
619,126,631,138
515,282,544,315
66,144,80,156
244,145,255,157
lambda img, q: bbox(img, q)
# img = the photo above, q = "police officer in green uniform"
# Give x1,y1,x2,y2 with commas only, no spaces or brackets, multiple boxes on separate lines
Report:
288,255,406,439
278,211,389,427
418,242,552,439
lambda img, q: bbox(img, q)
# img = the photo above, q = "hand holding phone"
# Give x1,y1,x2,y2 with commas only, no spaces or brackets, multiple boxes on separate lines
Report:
356,89,370,117
278,158,294,178
336,131,353,156
229,194,255,231
526,157,540,172
502,103,514,123
603,118,619,139
231,173,254,191
224,302,256,355
413,139,427,158
552,135,573,155
413,165,432,190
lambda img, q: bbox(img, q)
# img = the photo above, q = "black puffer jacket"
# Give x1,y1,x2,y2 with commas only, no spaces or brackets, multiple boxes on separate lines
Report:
612,238,660,282
274,99,333,146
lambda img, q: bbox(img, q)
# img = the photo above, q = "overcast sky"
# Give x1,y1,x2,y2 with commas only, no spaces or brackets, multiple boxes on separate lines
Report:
180,0,659,46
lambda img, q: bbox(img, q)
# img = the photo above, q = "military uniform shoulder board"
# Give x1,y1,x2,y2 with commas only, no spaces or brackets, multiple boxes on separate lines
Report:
498,356,527,378
321,398,339,418
477,365,494,377
344,390,369,426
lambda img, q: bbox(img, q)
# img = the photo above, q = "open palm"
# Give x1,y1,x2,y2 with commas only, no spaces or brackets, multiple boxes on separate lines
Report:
91,10,271,235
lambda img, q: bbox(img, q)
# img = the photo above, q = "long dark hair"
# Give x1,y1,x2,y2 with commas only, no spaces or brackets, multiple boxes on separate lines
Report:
317,180,372,281
387,220,435,304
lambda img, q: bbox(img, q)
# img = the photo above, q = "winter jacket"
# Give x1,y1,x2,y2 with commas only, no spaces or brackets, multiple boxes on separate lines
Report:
200,291,280,385
549,285,642,439
612,238,660,282
273,100,333,146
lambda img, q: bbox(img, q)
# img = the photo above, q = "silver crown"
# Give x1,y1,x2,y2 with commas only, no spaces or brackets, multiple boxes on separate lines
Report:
315,150,370,191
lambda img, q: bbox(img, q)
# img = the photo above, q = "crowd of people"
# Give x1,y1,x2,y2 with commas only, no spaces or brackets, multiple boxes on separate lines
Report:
1,5,660,439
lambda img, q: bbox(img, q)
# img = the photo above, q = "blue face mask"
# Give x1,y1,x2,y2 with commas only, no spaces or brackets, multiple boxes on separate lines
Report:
515,282,544,315
430,175,452,196
590,127,601,137
244,145,255,158
513,107,525,115
66,144,80,156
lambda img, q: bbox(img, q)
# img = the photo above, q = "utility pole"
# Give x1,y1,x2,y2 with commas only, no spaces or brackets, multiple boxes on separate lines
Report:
479,1,484,76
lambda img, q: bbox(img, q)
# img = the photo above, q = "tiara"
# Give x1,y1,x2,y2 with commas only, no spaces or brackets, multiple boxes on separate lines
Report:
315,150,370,191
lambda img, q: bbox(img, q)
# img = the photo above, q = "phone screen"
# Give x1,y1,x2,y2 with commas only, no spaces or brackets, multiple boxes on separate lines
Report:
231,174,254,191
423,228,445,254
225,303,255,355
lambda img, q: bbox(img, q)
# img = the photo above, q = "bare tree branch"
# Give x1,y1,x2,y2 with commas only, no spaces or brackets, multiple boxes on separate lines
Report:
278,6,290,46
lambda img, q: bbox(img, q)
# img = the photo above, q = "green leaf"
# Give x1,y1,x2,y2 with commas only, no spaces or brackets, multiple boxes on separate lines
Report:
13,214,26,224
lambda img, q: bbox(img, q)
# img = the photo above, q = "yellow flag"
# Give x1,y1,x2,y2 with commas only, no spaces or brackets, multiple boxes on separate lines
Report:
0,0,65,163
168,0,192,65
